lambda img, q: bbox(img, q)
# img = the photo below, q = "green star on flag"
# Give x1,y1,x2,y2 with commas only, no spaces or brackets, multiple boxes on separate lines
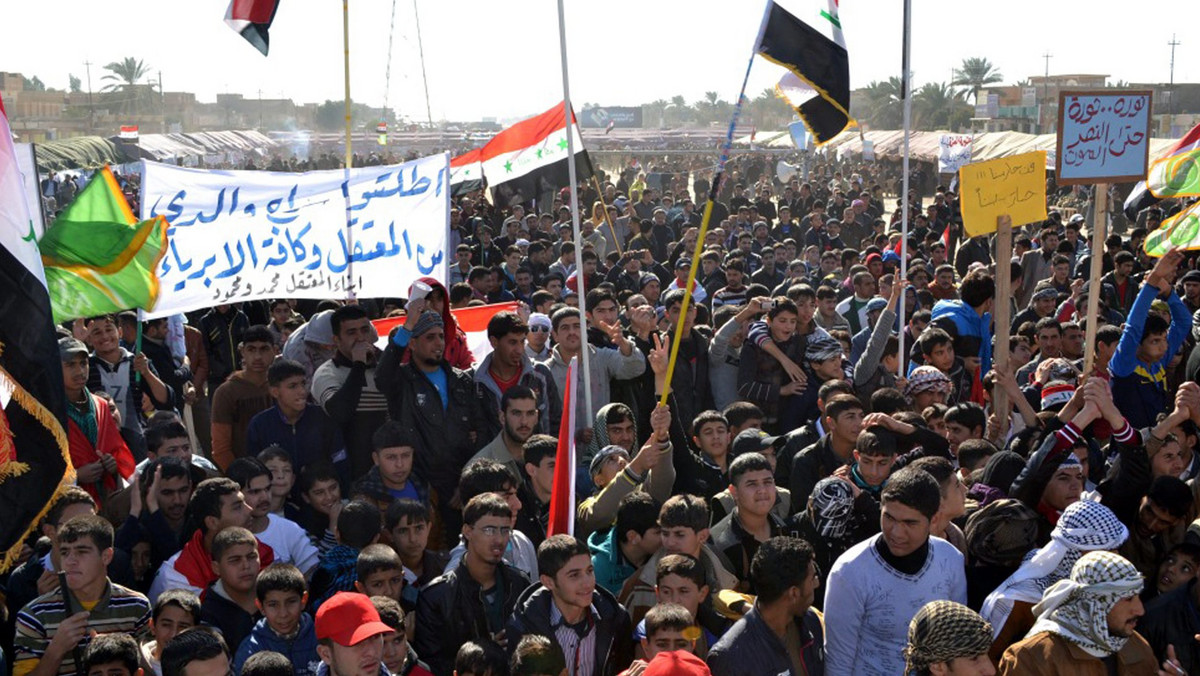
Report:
504,160,513,173
558,138,568,151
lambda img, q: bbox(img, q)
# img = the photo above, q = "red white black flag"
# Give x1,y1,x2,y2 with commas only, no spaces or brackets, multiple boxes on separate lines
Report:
225,0,280,56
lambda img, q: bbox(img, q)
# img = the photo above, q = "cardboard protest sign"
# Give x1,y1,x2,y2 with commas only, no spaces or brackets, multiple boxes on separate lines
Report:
958,151,1048,237
1056,90,1152,185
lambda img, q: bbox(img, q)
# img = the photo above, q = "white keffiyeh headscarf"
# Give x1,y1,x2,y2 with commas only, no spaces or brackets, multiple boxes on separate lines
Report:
1029,551,1144,657
980,498,1127,637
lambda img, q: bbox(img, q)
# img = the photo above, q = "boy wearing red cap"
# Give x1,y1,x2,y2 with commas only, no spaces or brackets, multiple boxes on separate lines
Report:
315,592,395,676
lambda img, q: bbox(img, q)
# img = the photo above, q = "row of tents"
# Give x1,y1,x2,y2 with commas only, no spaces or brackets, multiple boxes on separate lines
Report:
35,130,276,171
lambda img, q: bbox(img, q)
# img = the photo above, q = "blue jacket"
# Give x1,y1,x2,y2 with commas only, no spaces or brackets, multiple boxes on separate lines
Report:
929,299,992,376
588,527,636,595
1110,283,1190,429
234,613,321,676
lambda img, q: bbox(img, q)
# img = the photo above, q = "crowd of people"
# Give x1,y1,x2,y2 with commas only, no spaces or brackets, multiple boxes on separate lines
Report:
6,153,1200,676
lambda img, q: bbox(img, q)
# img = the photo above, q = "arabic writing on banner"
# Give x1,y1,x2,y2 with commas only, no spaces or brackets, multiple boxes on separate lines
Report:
141,154,449,319
959,151,1048,237
1056,90,1152,185
938,134,973,174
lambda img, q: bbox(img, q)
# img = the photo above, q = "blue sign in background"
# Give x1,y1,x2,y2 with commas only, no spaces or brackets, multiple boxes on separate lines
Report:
1057,91,1152,184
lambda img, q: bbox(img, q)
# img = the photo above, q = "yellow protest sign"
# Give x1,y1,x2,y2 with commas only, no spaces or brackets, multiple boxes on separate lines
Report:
958,151,1048,237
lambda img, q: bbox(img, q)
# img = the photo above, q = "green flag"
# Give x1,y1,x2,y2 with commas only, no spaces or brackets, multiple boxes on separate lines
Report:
1143,201,1200,257
38,167,168,323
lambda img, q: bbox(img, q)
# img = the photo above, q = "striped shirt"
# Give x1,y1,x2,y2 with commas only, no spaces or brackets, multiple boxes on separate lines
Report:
14,581,151,676
551,602,600,676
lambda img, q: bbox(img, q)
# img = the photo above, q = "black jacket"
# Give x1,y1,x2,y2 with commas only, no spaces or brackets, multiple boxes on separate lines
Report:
504,583,633,676
376,331,485,507
200,308,248,389
1139,579,1200,674
708,510,797,588
413,560,531,676
789,435,851,508
707,605,824,676
776,422,821,495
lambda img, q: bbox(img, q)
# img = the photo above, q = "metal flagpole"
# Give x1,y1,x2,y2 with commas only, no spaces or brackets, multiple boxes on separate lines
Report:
660,1,769,404
556,0,593,419
896,0,913,379
413,0,435,129
342,0,356,300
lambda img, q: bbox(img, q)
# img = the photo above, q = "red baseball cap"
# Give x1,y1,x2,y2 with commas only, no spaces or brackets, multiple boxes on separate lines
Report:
642,651,711,676
315,592,393,646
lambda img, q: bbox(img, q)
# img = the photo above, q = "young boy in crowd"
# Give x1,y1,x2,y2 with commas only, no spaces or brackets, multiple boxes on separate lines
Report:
386,499,449,592
675,411,732,500
297,463,343,553
451,642,508,676
709,453,793,584
84,634,143,676
140,590,200,676
355,544,406,616
211,325,277,470
943,402,986,460
846,427,897,501
226,457,320,579
372,596,434,676
1154,542,1200,597
619,495,738,625
199,526,263,655
634,554,722,659
510,636,566,676
640,604,701,661
308,500,382,610
246,359,347,480
915,328,972,406
353,422,430,509
258,446,300,520
234,563,320,676
589,492,662,596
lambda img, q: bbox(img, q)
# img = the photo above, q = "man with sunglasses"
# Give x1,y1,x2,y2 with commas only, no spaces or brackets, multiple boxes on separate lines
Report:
525,313,553,361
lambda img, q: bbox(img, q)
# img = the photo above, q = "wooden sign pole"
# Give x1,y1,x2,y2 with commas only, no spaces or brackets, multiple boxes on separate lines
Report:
1082,184,1108,375
993,215,1013,419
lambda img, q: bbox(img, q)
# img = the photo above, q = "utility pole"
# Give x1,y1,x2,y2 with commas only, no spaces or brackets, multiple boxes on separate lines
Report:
1168,34,1181,135
83,60,94,134
158,70,165,133
258,89,263,130
1040,52,1052,134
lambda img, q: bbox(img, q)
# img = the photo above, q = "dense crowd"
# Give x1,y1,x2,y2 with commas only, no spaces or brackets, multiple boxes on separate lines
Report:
6,155,1200,676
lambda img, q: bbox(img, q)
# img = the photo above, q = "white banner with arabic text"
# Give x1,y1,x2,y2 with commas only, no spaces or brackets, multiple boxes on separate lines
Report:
141,154,450,318
938,134,973,174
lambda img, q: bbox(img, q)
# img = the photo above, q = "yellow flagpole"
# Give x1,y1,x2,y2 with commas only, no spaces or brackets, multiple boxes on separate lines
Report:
592,175,622,258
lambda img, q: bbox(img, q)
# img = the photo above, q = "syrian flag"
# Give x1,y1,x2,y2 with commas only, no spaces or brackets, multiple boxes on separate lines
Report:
449,148,485,197
548,356,577,537
0,93,72,573
371,301,518,367
479,101,594,207
756,0,852,145
225,0,280,56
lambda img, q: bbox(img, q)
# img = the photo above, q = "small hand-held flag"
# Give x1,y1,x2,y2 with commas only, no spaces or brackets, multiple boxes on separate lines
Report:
225,0,281,55
547,357,578,537
0,93,72,573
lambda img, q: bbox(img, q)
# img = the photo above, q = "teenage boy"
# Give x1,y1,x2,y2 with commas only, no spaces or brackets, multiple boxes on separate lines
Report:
355,544,406,609
313,592,395,676
86,314,172,460
83,634,142,676
637,604,699,662
139,590,200,676
943,402,986,460
789,394,865,505
619,495,738,626
386,499,449,592
14,515,152,676
199,527,263,653
707,537,824,676
233,563,320,676
246,358,347,478
297,463,343,554
211,325,276,470
446,459,539,580
415,494,531,676
709,454,793,585
635,555,721,660
159,628,230,676
474,312,561,440
914,328,973,406
515,435,556,547
1111,249,1191,429
372,596,434,676
308,501,382,609
505,535,633,676
589,492,662,596
823,467,966,675
675,411,732,499
846,426,898,501
353,422,430,510
150,478,275,602
227,458,320,577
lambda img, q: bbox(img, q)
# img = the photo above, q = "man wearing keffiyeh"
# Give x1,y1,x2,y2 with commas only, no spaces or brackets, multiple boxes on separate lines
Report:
904,600,994,676
998,552,1158,675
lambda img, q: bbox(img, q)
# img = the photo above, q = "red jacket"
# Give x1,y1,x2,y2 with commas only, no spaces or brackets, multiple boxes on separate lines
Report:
67,393,136,506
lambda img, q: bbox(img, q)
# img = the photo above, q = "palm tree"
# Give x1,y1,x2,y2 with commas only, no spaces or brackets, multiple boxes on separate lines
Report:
853,77,904,129
913,82,966,130
952,57,1003,105
101,57,155,117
